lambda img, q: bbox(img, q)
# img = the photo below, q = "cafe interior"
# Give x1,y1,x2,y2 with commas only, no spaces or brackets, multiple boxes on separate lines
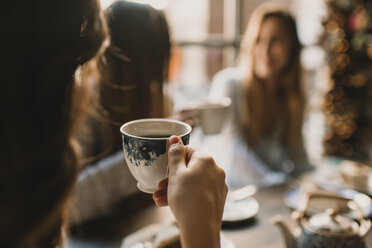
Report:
18,0,372,247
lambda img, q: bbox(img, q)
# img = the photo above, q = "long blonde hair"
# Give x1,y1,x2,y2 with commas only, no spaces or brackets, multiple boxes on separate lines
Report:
238,3,304,154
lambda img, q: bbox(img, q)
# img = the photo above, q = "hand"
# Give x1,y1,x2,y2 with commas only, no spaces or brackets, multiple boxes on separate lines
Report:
153,136,228,248
168,109,197,128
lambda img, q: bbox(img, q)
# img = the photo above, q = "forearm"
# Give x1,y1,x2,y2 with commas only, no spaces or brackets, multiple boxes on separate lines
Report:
228,137,287,188
69,152,137,225
179,219,221,248
176,193,223,248
159,140,227,248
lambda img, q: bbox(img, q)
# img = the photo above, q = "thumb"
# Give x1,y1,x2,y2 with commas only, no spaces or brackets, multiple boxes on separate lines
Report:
167,136,186,175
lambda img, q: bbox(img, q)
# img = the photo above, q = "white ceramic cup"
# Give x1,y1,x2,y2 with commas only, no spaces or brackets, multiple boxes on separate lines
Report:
191,97,231,135
120,118,192,194
340,160,372,191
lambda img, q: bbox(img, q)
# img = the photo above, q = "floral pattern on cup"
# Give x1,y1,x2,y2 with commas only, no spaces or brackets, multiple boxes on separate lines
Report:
123,135,190,167
123,136,167,167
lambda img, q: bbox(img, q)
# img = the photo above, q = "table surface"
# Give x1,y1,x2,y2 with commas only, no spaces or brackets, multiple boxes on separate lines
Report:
67,183,372,248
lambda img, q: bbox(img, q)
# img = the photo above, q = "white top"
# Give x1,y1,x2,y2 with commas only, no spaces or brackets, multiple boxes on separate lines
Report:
209,68,312,189
68,151,138,225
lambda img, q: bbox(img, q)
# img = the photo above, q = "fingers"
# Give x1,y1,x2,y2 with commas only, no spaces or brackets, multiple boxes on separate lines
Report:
153,178,169,207
167,136,186,175
185,148,216,171
174,109,197,121
184,145,196,164
158,178,168,189
179,109,197,127
153,188,168,206
168,109,197,128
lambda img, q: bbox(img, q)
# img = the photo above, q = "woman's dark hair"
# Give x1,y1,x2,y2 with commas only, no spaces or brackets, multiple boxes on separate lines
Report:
0,0,107,246
77,1,171,165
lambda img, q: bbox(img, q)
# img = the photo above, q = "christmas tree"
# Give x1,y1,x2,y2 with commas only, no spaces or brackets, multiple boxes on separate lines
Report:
322,0,372,161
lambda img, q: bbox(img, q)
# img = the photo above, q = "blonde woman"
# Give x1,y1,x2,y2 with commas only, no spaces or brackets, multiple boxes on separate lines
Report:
210,3,312,188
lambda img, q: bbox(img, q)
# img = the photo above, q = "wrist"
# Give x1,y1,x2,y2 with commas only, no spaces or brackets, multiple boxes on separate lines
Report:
178,217,221,248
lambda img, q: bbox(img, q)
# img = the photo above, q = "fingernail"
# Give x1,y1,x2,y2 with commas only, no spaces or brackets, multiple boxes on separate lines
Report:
169,136,181,145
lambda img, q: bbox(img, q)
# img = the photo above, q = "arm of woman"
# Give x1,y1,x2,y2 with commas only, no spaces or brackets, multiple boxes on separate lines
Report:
153,136,228,248
69,152,138,225
228,137,287,188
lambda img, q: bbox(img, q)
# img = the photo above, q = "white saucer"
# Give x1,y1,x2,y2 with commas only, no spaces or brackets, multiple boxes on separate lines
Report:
121,223,236,248
222,197,259,223
284,187,372,218
315,158,372,195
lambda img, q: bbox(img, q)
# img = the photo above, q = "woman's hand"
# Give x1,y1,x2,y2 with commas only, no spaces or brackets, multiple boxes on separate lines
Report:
168,109,197,128
153,136,228,248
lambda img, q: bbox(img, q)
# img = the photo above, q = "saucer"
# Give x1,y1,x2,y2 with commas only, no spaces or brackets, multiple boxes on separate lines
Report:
222,197,259,224
315,158,372,195
284,187,372,218
121,223,236,248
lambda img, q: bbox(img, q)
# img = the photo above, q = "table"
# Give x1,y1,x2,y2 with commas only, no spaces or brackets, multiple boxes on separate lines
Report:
67,183,372,248
222,184,290,248
67,184,292,248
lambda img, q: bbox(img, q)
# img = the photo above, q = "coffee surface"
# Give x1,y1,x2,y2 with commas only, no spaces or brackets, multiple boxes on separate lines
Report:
141,134,173,138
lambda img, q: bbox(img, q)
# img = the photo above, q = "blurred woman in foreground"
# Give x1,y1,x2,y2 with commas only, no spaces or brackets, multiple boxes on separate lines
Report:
1,0,227,247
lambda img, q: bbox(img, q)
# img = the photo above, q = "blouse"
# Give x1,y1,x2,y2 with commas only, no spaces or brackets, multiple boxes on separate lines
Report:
209,67,312,189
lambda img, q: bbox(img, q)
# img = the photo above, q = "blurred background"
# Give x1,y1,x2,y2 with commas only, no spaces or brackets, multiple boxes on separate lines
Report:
100,0,372,166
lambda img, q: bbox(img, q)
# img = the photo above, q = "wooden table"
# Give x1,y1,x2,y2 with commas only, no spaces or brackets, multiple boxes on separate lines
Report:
222,184,290,248
67,183,372,248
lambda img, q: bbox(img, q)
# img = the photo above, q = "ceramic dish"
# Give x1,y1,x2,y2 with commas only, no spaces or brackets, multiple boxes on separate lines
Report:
314,158,372,196
222,197,259,224
284,187,372,218
121,223,236,248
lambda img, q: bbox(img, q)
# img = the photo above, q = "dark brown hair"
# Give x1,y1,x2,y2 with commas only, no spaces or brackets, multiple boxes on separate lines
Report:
0,0,107,246
77,1,171,165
